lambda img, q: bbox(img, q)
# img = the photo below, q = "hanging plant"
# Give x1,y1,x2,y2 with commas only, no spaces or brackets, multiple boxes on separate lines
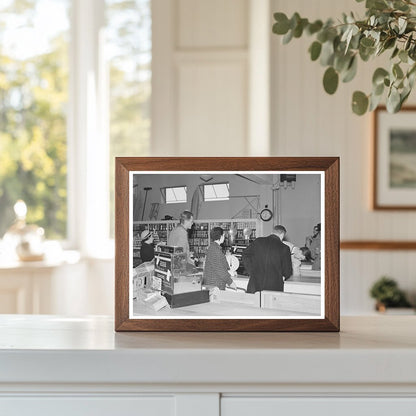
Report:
272,0,416,115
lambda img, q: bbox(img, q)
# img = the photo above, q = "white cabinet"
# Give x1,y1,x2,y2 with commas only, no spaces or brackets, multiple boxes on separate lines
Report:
221,398,416,416
1,316,416,415
1,396,175,416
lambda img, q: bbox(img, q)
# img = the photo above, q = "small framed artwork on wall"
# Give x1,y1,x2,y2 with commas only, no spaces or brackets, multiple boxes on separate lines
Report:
115,157,340,332
374,106,416,209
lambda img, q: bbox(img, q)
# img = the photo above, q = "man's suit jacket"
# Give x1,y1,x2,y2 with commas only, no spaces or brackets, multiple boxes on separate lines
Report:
242,235,292,294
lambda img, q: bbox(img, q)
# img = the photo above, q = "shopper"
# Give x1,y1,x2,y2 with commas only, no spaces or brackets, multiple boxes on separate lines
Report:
203,227,237,290
140,230,155,262
167,210,194,264
242,225,292,293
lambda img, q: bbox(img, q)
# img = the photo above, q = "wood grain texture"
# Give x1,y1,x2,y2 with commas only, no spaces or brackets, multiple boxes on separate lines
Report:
325,157,340,331
114,159,130,330
373,106,416,210
115,157,340,332
341,241,416,250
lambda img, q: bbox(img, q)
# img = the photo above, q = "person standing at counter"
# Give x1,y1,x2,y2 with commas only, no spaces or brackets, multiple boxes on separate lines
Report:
203,227,237,291
167,210,194,264
283,240,306,277
242,225,292,294
140,230,155,262
306,223,321,270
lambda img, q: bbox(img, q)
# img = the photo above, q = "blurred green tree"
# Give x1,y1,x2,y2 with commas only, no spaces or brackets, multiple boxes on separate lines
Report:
0,0,151,240
0,0,69,238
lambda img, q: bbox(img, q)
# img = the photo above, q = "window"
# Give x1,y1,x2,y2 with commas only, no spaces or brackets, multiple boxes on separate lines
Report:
203,183,230,202
0,0,151,254
106,0,151,237
163,187,187,204
0,0,70,239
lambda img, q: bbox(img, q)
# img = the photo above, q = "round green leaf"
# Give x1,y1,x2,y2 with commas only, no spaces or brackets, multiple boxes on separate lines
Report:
387,87,401,113
342,56,357,83
360,37,375,48
290,12,301,30
320,40,335,66
369,92,383,112
273,13,290,35
372,68,389,86
309,41,322,61
352,91,369,115
400,88,411,107
399,50,408,63
391,47,399,59
393,63,404,79
367,0,388,11
307,20,323,35
359,44,375,62
373,82,384,96
282,29,293,44
317,30,328,43
384,37,396,50
293,18,308,38
323,67,339,95
334,52,352,73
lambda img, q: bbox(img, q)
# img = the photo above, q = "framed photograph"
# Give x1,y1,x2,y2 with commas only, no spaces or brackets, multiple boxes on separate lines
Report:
115,157,339,331
374,106,416,209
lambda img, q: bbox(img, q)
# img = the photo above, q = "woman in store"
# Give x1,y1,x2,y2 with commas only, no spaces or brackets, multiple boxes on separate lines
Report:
140,230,155,263
203,227,237,291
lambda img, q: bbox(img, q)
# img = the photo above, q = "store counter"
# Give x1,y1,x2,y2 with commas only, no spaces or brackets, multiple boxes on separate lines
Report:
133,277,321,317
234,273,321,296
132,296,318,316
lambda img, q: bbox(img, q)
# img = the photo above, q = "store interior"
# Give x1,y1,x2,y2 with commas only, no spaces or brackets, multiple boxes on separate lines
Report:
131,173,322,317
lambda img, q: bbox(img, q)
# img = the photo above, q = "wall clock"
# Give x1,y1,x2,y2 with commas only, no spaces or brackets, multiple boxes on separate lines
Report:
260,205,273,222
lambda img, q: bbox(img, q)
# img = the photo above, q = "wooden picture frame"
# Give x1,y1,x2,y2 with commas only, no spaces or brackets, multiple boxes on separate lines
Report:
115,157,339,332
373,106,416,210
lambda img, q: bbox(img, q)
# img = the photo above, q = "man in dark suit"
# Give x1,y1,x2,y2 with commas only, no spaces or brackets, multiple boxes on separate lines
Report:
242,225,292,294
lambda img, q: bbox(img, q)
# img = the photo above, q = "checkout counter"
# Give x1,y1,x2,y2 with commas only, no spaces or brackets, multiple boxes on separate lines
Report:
132,246,321,317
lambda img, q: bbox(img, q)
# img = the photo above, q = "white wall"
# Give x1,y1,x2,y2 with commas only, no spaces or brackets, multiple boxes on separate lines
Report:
279,174,321,247
271,0,416,313
152,0,270,156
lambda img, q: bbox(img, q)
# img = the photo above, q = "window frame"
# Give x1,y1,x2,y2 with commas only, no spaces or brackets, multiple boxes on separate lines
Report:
161,185,188,204
1,0,152,258
202,182,230,202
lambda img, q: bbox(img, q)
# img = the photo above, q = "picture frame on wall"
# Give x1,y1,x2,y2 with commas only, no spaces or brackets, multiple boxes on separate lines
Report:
374,106,416,210
115,157,340,332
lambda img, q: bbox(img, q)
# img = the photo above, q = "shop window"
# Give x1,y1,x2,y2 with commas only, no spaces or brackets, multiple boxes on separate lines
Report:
162,186,187,204
203,183,229,202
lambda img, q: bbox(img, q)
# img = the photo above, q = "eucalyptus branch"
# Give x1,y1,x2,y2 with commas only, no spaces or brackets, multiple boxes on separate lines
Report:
272,0,416,115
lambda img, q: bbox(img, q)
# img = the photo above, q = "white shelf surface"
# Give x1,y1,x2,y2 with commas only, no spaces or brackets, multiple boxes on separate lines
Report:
0,315,415,388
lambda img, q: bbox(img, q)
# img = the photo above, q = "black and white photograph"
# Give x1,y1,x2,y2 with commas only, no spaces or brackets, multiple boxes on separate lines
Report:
129,171,324,319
